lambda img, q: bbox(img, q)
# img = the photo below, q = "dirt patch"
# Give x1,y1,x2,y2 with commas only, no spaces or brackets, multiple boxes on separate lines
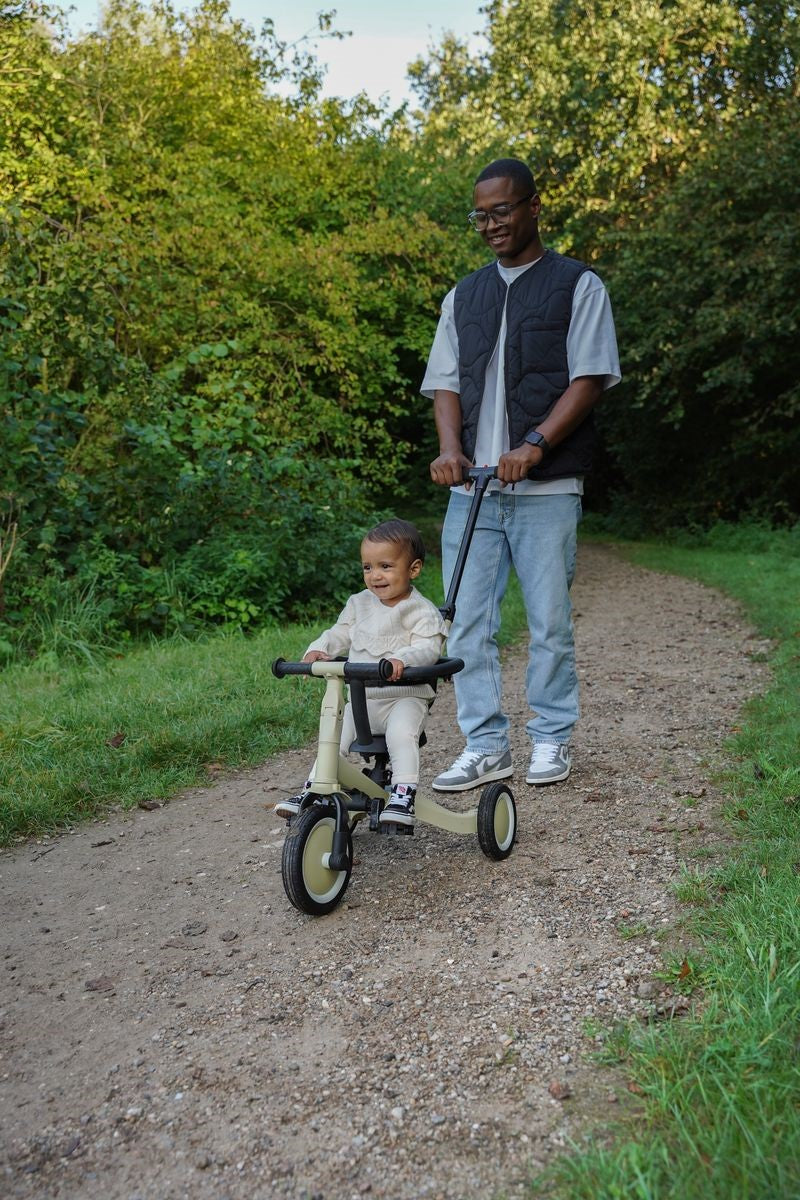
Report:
0,545,770,1199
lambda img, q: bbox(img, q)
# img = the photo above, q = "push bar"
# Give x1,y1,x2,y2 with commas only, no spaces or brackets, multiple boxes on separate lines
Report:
440,465,498,623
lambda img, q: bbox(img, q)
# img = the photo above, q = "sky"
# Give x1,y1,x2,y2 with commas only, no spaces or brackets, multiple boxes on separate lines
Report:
65,1,489,109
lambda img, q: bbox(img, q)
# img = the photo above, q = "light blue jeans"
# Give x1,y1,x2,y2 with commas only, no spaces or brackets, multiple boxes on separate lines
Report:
442,490,581,751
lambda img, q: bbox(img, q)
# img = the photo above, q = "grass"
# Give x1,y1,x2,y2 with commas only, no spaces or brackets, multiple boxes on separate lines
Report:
531,525,800,1200
0,562,527,844
0,624,320,842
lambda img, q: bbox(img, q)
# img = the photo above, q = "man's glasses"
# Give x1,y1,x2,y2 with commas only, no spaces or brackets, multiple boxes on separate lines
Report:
467,193,533,231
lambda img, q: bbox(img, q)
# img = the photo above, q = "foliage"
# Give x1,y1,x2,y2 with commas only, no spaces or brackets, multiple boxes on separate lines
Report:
600,101,800,526
2,0,800,653
0,0,466,647
410,0,798,258
2,421,382,649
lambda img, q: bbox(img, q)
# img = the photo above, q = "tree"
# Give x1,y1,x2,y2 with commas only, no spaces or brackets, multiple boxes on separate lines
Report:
411,1,798,258
600,100,800,525
0,1,466,640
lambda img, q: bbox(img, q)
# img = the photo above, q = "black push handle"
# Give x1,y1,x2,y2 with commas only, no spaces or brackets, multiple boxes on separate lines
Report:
440,466,498,623
464,466,498,485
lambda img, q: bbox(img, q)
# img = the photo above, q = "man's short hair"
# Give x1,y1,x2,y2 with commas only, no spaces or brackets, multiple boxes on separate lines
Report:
364,519,426,564
475,158,538,196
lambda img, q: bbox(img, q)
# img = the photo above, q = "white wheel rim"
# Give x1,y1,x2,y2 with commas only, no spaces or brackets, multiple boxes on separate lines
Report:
301,815,348,904
494,793,515,852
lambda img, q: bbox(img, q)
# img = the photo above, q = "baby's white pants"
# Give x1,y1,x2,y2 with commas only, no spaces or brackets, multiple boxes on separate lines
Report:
340,695,429,785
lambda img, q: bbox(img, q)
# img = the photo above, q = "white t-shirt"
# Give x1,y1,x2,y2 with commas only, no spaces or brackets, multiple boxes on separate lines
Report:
421,258,621,495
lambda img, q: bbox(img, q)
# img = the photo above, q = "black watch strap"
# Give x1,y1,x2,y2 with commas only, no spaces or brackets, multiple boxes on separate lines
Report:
524,430,551,455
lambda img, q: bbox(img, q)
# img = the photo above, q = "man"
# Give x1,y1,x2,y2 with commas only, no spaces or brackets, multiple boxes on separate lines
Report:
422,157,620,791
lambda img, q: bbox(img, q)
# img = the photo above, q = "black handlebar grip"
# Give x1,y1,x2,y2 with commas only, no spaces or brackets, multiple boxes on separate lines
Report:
464,466,498,483
342,659,395,682
271,657,314,678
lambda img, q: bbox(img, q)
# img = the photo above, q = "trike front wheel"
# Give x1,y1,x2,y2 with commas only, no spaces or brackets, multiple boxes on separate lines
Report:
281,805,353,915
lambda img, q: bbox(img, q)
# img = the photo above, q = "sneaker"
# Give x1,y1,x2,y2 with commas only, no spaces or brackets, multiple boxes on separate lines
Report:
275,781,312,819
526,742,571,785
379,784,416,828
432,748,513,793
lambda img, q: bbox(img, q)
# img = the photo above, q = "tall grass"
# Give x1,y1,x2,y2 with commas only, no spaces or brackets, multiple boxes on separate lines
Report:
0,625,320,842
534,524,800,1199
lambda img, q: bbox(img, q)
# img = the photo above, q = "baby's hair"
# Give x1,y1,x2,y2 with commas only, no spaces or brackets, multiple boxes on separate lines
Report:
364,518,426,564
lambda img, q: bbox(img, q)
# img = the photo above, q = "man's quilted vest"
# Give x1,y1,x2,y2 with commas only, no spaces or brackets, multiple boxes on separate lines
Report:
453,249,596,480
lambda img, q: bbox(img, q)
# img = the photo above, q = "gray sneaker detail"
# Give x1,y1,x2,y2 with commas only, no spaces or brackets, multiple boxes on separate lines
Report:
432,748,513,792
526,742,571,785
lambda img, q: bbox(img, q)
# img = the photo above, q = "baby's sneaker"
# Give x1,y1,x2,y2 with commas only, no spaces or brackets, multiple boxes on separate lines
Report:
275,781,312,820
379,784,416,829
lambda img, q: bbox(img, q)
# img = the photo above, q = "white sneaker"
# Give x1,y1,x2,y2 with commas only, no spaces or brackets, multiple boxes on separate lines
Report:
433,748,513,793
526,742,571,785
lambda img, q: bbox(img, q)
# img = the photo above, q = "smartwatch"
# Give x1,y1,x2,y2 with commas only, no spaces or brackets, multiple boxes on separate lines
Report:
524,430,550,455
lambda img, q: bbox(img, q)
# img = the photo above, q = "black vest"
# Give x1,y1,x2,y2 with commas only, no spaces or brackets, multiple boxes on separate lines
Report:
453,249,595,480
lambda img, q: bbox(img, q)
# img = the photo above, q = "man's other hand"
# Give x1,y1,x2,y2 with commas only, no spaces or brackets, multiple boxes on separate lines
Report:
497,444,543,484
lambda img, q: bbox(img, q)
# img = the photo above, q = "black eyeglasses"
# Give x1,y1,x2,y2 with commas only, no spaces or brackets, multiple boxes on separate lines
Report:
467,193,533,231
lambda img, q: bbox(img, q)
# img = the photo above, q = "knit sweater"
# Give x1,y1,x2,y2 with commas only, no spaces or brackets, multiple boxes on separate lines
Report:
305,587,448,699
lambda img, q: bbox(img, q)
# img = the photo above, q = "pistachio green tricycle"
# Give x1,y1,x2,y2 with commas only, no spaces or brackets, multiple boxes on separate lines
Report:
271,468,517,916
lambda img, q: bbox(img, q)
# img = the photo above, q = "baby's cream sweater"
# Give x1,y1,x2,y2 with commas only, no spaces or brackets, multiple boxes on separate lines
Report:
305,587,449,699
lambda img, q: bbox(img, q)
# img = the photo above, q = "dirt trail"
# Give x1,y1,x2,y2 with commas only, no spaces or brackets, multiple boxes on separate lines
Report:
1,545,769,1200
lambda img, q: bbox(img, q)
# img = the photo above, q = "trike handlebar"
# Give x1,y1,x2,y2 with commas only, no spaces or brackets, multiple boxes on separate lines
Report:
271,656,464,685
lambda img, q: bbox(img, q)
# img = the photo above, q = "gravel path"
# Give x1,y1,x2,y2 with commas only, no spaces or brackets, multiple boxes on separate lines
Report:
1,544,769,1200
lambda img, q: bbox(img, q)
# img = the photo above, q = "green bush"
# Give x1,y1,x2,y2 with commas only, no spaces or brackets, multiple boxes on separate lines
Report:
2,428,380,655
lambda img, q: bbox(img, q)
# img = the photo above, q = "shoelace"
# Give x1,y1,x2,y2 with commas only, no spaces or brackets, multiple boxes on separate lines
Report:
530,742,561,766
452,748,487,769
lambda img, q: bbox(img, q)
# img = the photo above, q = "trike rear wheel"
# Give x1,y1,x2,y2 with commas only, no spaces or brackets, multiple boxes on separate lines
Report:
282,805,353,915
477,783,517,860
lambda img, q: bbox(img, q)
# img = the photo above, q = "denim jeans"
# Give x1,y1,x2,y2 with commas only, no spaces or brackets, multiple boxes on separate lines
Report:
442,489,581,751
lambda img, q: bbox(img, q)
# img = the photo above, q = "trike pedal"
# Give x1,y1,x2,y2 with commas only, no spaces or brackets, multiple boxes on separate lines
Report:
380,821,414,836
369,796,385,832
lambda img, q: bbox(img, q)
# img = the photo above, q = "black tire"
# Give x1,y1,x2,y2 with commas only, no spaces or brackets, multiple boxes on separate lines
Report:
281,805,353,915
477,782,517,860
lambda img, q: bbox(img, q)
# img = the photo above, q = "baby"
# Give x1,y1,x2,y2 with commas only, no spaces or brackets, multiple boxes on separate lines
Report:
276,519,448,828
